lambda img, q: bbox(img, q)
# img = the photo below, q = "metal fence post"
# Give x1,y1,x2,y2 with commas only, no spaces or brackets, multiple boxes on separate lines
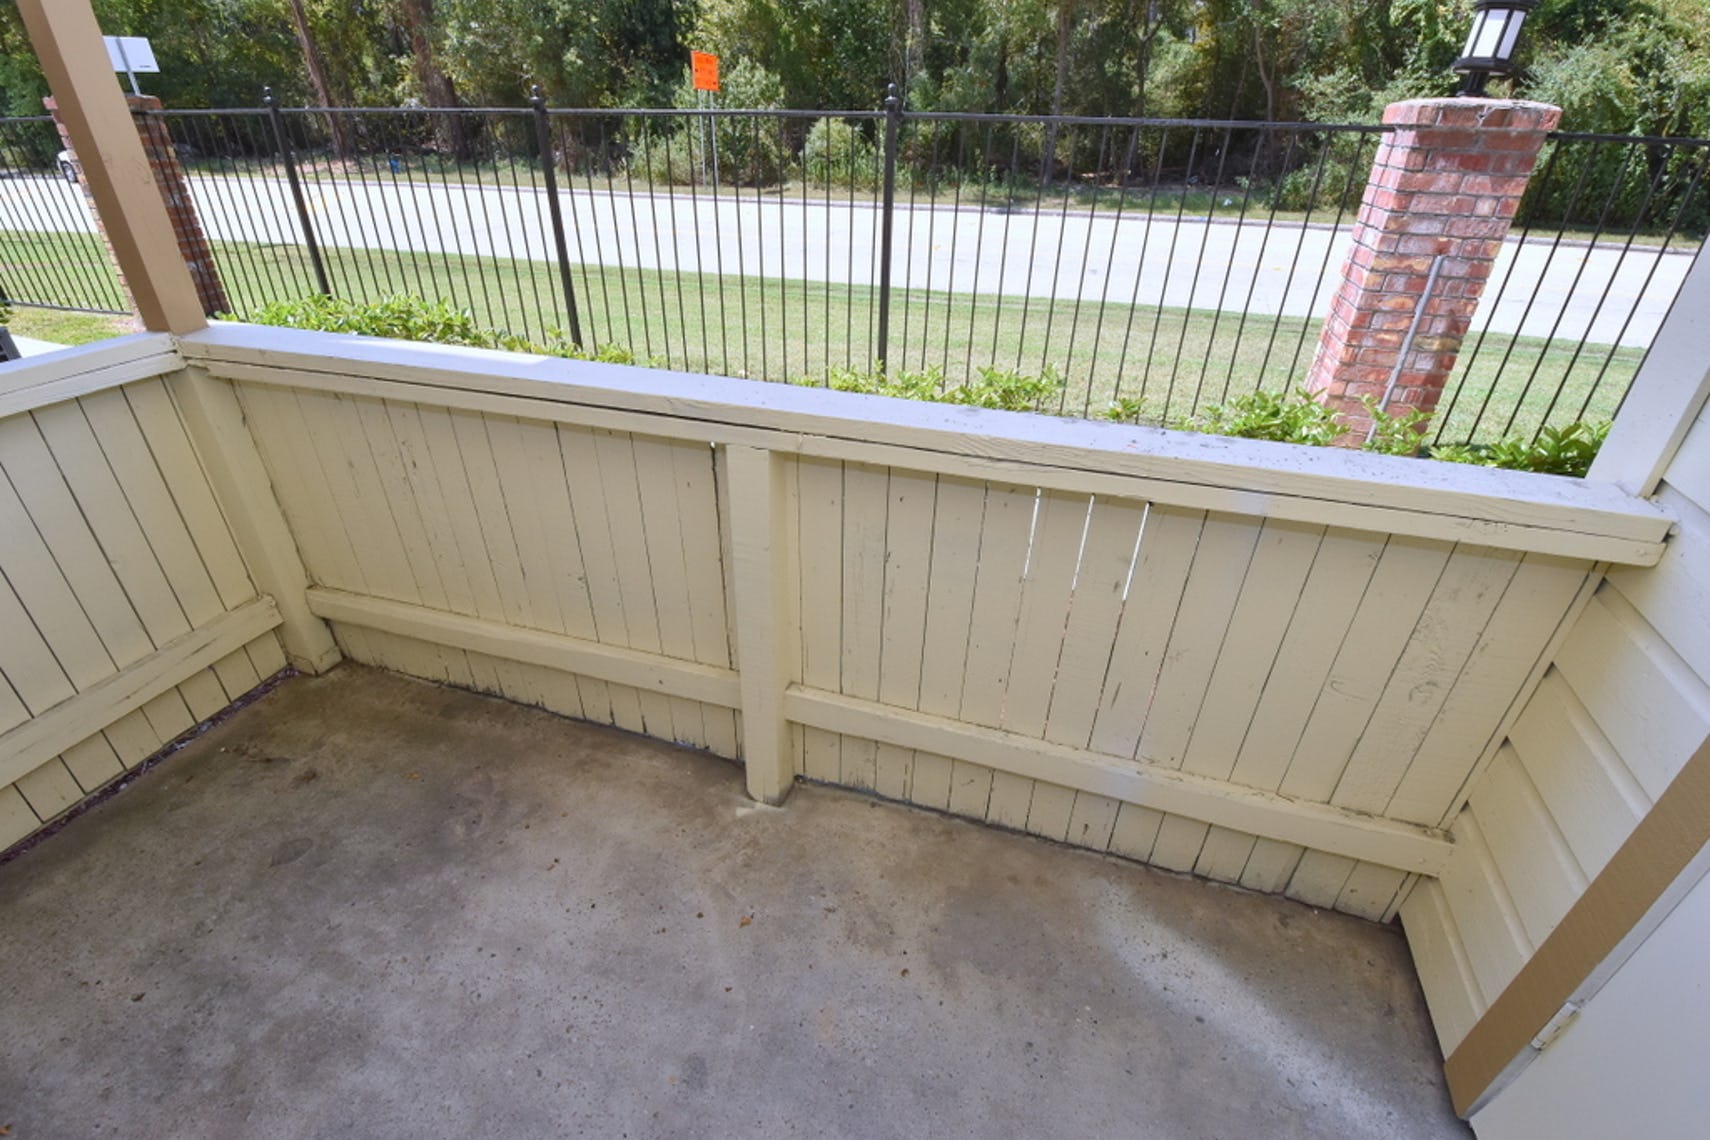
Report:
875,83,902,374
531,86,584,349
263,87,330,297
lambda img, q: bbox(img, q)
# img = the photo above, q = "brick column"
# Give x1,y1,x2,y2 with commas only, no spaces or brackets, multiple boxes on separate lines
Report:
46,93,230,317
1305,98,1560,443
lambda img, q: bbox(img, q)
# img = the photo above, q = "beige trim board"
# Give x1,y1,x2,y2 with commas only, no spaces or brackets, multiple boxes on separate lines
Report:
1444,733,1710,1115
782,686,1455,876
306,588,743,710
0,596,282,788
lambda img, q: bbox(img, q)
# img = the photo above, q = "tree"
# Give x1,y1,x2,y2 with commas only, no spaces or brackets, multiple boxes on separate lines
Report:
285,0,355,156
392,0,470,155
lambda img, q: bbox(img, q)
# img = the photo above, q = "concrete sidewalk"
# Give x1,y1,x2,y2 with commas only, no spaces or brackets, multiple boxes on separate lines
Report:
0,666,1467,1138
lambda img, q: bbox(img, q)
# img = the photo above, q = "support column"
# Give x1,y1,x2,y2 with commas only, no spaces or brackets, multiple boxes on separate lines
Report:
1305,98,1561,442
16,0,207,334
48,94,231,320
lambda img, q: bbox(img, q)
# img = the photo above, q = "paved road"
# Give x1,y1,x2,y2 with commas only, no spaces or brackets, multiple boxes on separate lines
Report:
2,170,1691,347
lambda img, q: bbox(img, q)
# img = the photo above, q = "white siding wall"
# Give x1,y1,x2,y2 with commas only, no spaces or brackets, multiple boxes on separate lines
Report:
1468,861,1710,1139
0,339,288,849
1402,397,1710,1053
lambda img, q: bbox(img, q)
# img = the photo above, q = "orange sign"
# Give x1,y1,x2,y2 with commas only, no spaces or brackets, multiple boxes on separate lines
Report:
691,51,720,93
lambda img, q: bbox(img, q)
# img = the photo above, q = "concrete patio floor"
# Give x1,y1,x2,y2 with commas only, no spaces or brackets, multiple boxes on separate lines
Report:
0,666,1468,1138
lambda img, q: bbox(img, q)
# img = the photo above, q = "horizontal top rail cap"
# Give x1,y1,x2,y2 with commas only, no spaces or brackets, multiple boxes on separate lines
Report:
0,332,181,418
180,324,1671,566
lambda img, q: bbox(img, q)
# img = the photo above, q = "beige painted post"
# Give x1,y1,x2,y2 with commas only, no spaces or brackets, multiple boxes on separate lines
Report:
170,366,342,674
724,444,799,804
15,0,207,334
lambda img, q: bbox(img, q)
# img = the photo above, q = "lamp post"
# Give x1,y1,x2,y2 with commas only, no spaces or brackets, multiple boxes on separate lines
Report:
1452,0,1537,96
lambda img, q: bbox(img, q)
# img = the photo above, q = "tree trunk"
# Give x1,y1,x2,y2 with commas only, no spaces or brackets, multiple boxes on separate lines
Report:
286,0,354,160
1042,0,1074,181
396,0,470,157
904,0,925,89
1122,0,1163,176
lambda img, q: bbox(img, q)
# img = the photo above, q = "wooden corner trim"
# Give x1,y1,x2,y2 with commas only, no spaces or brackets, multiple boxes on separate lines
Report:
1444,733,1710,1115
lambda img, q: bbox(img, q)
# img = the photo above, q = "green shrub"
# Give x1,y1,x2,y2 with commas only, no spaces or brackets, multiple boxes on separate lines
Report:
1184,387,1343,447
236,293,639,363
794,362,1063,411
1361,397,1433,457
804,118,880,192
1427,421,1610,478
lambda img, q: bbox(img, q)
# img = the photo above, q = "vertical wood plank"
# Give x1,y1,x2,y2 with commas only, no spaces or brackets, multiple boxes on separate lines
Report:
1335,863,1409,922
1150,815,1210,872
1472,746,1588,946
1179,518,1325,781
796,457,843,782
1228,528,1386,792
1509,672,1647,879
1108,803,1164,862
1240,839,1306,894
1003,491,1089,737
0,785,37,849
1330,545,1522,815
908,751,954,811
1043,498,1145,750
1438,810,1532,1001
1087,504,1206,759
958,484,1036,729
1286,851,1358,909
592,429,678,738
673,440,738,757
15,757,82,821
1194,825,1256,884
1064,792,1121,851
1023,781,1076,842
1278,535,1454,803
1138,512,1265,768
1386,553,1595,826
1551,591,1710,802
1399,879,1488,1052
838,462,889,789
917,476,985,719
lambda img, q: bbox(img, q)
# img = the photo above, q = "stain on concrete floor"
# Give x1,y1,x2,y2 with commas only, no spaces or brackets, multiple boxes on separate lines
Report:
0,665,1468,1138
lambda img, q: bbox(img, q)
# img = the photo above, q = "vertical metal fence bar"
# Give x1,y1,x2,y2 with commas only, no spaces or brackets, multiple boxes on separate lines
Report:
530,89,583,348
264,90,330,297
876,84,902,373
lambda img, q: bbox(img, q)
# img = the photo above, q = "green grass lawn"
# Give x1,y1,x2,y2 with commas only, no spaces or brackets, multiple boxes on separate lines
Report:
3,226,1641,444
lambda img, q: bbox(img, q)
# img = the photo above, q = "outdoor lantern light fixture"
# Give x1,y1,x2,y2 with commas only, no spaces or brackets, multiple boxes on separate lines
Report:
1453,0,1537,96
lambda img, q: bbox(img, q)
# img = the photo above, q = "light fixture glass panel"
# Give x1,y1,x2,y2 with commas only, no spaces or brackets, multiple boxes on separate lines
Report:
1497,11,1528,60
1467,9,1508,58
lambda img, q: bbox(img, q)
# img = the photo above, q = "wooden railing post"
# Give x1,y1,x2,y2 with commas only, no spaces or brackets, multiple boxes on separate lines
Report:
169,366,341,673
723,444,799,804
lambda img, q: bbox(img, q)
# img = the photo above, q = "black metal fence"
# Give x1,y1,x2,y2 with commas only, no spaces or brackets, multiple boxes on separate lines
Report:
2,96,1706,446
0,114,127,313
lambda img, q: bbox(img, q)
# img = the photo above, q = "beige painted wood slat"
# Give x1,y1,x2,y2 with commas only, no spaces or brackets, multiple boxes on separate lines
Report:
1472,746,1588,947
796,457,844,784
1508,672,1648,881
1553,591,1710,802
0,596,281,788
1401,878,1488,1052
